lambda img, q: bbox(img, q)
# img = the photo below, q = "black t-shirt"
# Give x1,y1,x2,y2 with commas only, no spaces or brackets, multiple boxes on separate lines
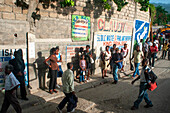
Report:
84,50,92,64
111,53,123,64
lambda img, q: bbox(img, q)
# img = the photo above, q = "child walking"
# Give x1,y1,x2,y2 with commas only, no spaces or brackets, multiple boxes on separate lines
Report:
1,65,22,113
79,55,86,83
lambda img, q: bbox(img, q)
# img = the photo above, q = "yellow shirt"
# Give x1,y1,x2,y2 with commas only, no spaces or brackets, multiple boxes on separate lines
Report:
163,43,168,51
134,50,143,63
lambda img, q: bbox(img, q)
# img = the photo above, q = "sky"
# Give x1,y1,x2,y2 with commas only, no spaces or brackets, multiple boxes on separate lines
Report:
150,0,170,4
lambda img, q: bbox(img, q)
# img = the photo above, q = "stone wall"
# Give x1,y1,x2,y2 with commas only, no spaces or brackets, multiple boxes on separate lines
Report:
0,0,149,93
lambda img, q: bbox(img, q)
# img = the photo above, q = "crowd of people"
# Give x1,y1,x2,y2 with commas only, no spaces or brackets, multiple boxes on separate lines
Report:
1,32,170,113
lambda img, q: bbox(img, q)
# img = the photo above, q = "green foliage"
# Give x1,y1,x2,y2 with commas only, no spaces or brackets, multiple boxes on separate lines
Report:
153,5,168,25
149,4,156,21
167,14,170,23
102,0,111,10
113,0,128,11
60,0,75,8
135,0,150,12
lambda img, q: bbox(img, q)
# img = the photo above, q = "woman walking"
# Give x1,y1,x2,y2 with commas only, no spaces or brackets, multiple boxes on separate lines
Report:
131,45,144,78
44,48,59,94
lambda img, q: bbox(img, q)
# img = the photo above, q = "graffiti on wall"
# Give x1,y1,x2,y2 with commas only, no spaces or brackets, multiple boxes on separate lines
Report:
72,15,91,41
97,18,133,33
94,18,133,59
0,49,28,90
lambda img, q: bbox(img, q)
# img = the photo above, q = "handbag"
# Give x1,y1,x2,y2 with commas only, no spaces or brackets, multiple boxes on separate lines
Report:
90,57,94,64
148,82,157,91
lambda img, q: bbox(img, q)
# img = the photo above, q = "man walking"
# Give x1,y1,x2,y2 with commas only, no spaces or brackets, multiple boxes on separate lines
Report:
0,65,22,113
57,63,78,113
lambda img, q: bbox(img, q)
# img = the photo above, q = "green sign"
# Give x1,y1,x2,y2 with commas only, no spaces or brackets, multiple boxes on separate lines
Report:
71,15,91,41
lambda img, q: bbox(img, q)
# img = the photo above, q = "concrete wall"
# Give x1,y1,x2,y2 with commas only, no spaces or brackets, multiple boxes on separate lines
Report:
0,0,149,93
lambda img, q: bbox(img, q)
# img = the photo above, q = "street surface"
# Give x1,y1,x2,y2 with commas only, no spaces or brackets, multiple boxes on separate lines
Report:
3,59,170,113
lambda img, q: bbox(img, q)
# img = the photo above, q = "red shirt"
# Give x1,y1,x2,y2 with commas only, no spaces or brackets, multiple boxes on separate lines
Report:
150,46,158,53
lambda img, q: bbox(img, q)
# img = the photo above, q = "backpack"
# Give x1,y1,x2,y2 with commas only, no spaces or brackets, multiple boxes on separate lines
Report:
145,69,157,83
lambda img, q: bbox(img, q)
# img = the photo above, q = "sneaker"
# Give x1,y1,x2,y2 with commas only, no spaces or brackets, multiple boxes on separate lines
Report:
151,67,154,69
56,84,60,89
131,106,138,110
144,104,153,108
56,106,62,113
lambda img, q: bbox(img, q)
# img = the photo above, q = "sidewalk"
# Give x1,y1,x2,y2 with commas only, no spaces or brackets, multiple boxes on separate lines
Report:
0,57,165,112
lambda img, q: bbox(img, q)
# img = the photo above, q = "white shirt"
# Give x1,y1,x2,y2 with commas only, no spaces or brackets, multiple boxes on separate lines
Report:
139,43,143,51
154,40,159,48
122,48,128,57
5,72,20,91
105,51,111,60
140,66,151,82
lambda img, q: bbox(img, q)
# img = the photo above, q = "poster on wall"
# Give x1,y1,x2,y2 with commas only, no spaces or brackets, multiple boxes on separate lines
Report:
71,15,91,41
0,49,28,91
94,18,133,59
66,45,86,63
133,19,150,45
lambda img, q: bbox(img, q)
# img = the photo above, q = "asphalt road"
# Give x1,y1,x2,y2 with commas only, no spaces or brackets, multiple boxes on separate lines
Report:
77,59,170,113
4,59,170,113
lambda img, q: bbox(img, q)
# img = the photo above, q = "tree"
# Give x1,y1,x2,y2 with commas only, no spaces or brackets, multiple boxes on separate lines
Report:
153,5,168,25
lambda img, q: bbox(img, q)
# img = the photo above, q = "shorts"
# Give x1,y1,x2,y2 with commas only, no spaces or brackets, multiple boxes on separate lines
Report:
104,60,110,70
123,57,127,66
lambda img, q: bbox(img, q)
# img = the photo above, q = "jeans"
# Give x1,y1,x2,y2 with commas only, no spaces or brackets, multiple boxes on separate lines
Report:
49,70,58,90
57,65,63,77
162,50,167,59
133,63,140,77
58,93,78,112
134,82,152,108
79,71,85,82
149,53,156,67
113,64,118,82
